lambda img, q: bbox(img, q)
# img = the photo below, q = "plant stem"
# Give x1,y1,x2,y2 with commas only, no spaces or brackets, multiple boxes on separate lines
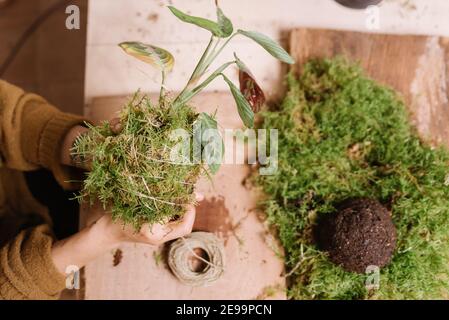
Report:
159,70,166,103
174,61,235,107
190,36,215,83
175,35,215,103
201,33,237,74
174,32,239,108
194,38,221,80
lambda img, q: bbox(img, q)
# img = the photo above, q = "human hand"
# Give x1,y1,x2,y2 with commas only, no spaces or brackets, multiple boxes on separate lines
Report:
60,117,121,169
98,204,197,246
51,194,202,275
60,124,89,168
90,193,202,247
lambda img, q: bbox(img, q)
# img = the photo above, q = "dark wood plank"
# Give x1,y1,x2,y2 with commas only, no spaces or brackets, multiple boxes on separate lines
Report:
0,0,87,115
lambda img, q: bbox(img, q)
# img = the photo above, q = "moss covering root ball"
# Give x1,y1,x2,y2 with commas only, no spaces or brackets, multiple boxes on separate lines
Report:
316,198,397,273
73,94,201,228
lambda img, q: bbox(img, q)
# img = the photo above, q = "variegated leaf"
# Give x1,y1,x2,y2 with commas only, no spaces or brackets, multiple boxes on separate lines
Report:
234,53,266,113
216,7,233,37
119,42,174,72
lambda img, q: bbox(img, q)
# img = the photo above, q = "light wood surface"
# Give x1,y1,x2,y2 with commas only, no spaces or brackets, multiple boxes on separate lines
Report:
82,28,449,300
81,92,286,300
290,28,449,146
82,1,449,299
85,0,449,103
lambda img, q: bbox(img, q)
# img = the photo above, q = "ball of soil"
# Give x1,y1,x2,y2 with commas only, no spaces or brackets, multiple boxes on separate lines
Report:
335,0,383,9
315,198,396,273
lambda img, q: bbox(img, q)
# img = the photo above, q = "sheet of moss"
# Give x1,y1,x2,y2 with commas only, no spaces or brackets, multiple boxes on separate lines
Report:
256,58,449,299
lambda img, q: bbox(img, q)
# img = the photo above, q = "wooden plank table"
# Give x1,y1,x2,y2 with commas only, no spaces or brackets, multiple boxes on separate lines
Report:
289,28,449,146
83,1,449,300
81,93,286,300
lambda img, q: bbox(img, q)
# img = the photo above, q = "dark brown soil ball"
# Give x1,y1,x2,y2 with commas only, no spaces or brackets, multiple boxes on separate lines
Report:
315,198,396,273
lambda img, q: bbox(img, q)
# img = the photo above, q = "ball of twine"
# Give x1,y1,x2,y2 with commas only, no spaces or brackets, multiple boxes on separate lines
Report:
168,231,225,287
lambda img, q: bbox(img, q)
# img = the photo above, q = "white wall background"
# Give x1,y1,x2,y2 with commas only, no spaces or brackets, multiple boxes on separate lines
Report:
85,0,449,102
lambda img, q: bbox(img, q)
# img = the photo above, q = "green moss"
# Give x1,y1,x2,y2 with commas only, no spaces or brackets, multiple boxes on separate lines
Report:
256,58,449,299
73,94,201,228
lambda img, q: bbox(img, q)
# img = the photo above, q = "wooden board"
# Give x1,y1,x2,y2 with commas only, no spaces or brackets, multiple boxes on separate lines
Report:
81,92,286,300
290,28,449,146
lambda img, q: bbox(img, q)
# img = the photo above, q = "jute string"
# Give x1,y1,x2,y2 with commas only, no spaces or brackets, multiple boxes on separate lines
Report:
167,231,225,287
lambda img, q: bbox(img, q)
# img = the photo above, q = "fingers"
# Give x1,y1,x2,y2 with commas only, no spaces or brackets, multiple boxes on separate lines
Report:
130,193,203,245
74,117,121,169
62,125,90,169
162,204,196,242
85,200,108,226
195,192,204,202
109,117,122,134
140,203,197,245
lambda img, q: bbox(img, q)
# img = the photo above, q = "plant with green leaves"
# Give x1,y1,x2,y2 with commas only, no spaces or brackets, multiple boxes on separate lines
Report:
73,3,294,228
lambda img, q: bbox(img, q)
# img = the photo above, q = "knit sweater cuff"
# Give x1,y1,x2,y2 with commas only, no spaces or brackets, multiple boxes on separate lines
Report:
0,225,66,300
39,112,86,189
21,100,87,190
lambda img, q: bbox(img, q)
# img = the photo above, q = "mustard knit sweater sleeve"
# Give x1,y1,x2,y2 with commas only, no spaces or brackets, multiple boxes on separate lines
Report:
0,80,86,300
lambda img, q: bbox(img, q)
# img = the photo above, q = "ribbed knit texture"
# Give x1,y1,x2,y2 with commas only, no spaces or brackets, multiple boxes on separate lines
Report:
0,80,86,299
0,225,66,299
21,101,86,190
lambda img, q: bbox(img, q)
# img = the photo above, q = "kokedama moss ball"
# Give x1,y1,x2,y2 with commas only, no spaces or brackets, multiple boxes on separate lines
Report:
73,94,201,228
316,198,396,273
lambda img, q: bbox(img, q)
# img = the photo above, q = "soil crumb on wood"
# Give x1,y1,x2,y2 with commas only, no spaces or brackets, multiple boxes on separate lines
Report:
113,248,123,267
147,13,159,22
315,198,397,273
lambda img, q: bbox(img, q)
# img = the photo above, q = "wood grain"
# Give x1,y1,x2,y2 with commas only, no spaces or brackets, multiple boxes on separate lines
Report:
81,92,286,300
85,0,449,102
290,28,449,146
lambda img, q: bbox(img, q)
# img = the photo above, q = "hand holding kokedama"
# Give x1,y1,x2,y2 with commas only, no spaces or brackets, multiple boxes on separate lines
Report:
72,3,294,229
50,196,200,276
91,194,200,246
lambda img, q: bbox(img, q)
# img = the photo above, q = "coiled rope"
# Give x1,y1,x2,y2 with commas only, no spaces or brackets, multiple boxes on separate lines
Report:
168,231,225,287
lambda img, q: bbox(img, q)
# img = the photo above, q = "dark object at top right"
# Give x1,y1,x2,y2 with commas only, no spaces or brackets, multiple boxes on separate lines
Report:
335,0,383,9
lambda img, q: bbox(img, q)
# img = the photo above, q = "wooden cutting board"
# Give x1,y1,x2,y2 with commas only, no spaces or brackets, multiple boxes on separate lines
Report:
289,28,449,146
80,92,286,300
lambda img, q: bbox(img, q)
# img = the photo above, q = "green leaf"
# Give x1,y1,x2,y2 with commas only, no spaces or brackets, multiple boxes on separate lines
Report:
237,29,295,64
197,112,218,131
234,53,249,72
216,7,233,37
168,6,230,38
194,112,223,174
222,75,254,128
119,42,174,72
207,161,220,174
